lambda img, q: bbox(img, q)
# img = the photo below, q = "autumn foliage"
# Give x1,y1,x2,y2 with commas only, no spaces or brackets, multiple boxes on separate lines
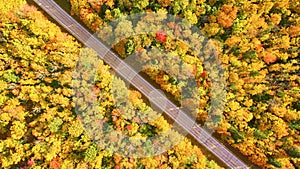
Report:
217,4,238,28
0,1,223,169
69,0,300,168
0,0,299,168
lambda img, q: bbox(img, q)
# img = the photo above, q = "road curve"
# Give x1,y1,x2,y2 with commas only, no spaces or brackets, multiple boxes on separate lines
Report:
33,0,250,168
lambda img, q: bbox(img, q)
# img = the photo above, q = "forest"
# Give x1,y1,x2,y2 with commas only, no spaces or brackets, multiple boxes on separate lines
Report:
0,0,299,168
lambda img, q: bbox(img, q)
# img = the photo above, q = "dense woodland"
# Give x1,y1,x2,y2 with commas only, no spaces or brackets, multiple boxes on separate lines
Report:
0,0,223,168
0,0,299,168
69,0,300,168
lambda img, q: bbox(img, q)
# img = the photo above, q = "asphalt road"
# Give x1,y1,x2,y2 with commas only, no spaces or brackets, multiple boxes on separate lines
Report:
33,0,251,168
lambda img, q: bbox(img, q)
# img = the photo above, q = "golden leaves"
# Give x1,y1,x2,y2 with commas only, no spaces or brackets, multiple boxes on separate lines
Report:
270,13,282,25
48,94,70,108
10,121,27,140
68,121,84,137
